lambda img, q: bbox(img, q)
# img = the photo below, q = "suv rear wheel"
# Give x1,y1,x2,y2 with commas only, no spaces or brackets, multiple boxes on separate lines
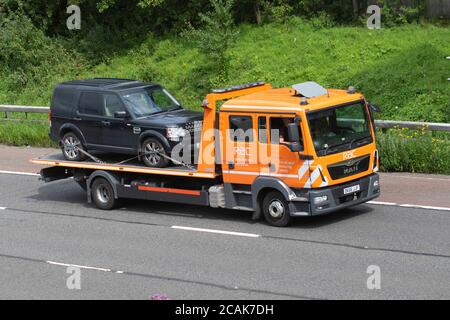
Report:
61,132,87,162
142,138,169,168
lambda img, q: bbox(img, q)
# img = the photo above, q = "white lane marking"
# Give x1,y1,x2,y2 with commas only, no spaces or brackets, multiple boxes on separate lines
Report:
0,207,6,210
368,201,398,206
46,261,112,272
0,170,39,177
368,201,450,212
398,204,450,212
171,226,260,238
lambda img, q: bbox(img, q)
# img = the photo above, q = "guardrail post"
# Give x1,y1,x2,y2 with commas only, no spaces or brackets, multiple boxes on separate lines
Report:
447,56,450,81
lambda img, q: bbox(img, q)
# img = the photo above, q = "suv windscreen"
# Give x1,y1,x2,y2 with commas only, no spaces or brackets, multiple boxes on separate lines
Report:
121,87,181,118
307,101,373,156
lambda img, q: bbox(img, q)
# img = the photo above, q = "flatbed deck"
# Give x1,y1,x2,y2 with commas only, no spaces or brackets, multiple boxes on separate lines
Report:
30,153,217,179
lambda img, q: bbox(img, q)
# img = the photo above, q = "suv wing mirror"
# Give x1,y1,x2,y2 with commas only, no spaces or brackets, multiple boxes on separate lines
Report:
114,111,129,119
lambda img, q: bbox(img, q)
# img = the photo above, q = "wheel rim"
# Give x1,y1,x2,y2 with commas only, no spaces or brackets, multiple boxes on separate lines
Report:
268,200,284,219
96,184,111,204
63,136,81,159
145,142,163,165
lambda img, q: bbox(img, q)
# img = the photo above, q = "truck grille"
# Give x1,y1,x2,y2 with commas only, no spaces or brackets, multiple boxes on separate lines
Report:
327,155,370,180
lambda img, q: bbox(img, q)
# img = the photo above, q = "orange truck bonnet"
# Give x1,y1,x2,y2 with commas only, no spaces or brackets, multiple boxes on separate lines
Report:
198,82,379,189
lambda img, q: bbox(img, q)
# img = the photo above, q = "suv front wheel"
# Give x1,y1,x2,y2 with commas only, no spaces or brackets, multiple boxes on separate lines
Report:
61,132,87,162
141,137,169,168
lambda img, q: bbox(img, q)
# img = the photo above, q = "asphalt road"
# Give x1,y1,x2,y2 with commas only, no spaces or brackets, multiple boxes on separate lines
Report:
0,172,449,300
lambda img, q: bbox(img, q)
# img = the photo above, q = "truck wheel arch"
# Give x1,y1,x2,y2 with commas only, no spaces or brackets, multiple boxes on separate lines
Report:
86,170,120,203
251,177,297,220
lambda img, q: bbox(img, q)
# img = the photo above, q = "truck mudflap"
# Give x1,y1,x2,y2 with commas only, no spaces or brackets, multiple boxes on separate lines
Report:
289,173,380,216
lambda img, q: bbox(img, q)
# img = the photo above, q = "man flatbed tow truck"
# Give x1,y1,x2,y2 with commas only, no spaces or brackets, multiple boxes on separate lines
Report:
31,81,381,227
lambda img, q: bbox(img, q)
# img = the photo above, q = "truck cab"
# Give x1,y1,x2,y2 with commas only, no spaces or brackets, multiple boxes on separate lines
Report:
199,81,380,226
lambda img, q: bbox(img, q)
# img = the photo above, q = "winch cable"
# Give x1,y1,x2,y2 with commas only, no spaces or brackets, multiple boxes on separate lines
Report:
61,141,103,164
63,141,195,170
141,150,196,171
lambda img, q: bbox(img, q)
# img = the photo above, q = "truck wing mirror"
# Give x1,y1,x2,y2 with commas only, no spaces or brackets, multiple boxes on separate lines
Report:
289,142,304,153
287,122,301,143
368,102,381,113
114,111,129,119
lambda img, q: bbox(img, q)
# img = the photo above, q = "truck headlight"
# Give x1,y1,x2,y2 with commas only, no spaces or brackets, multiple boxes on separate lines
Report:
166,127,187,141
373,180,379,188
314,195,328,205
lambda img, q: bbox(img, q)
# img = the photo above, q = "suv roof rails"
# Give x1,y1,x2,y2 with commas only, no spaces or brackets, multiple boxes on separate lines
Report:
60,78,142,89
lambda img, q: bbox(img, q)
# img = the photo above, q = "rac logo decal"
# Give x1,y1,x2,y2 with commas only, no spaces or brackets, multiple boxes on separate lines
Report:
343,150,356,160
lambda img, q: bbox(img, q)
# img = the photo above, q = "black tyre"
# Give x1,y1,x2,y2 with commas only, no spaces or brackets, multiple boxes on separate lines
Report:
61,132,87,162
262,191,292,227
142,138,169,168
91,178,119,210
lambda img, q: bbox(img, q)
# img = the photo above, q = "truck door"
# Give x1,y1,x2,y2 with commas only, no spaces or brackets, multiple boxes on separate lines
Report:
222,114,260,184
266,115,311,188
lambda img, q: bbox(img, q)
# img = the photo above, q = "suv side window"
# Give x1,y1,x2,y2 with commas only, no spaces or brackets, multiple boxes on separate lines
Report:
79,92,104,116
104,94,125,118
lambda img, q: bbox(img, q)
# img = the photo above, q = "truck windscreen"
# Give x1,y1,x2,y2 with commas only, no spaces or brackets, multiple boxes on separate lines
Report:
307,102,373,156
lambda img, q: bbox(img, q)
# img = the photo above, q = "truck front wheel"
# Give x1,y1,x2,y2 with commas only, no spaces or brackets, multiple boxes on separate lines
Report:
91,177,119,210
262,191,292,227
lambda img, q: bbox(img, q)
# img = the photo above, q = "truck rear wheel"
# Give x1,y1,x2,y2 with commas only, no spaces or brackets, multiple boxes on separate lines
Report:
91,177,119,210
262,191,292,227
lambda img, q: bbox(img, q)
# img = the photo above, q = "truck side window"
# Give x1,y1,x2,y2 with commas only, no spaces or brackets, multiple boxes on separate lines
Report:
104,94,125,118
229,116,254,142
258,117,268,143
270,117,297,144
79,92,104,116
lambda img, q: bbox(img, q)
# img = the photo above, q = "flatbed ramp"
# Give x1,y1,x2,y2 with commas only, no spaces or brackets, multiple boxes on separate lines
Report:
30,153,217,179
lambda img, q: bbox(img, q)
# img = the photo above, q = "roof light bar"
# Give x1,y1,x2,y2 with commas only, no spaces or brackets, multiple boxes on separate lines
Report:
212,82,266,94
347,86,357,94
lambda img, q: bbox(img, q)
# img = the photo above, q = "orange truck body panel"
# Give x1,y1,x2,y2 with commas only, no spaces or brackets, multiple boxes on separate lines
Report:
197,83,379,189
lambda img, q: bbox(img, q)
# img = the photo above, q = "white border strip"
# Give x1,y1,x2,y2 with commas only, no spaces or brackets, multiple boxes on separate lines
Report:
0,170,39,177
0,207,6,210
368,201,450,212
171,226,260,238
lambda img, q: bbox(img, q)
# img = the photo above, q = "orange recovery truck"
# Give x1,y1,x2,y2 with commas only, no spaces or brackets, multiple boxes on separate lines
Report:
31,81,381,227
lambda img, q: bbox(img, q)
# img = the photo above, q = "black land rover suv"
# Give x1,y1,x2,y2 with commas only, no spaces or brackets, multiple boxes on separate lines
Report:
49,78,203,167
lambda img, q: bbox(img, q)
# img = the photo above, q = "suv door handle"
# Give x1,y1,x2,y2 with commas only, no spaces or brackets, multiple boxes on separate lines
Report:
74,117,82,121
102,120,111,126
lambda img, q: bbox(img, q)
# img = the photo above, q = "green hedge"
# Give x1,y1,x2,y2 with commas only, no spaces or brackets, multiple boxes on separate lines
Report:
377,129,450,174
